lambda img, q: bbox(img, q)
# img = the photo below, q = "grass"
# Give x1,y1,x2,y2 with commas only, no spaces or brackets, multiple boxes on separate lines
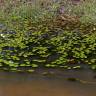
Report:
70,0,96,24
1,0,96,28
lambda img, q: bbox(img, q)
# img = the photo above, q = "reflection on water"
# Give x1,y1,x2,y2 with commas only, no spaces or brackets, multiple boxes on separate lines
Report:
0,69,96,96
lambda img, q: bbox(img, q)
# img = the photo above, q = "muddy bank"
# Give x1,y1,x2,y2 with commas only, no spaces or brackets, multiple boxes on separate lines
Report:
0,69,96,96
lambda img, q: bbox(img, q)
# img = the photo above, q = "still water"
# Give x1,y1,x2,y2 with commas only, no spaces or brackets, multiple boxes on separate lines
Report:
0,69,96,96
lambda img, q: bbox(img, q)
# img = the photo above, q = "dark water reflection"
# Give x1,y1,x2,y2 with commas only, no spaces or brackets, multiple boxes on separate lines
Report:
0,69,96,96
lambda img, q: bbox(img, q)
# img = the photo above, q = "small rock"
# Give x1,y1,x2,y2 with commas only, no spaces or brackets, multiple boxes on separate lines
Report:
0,23,6,29
67,77,78,82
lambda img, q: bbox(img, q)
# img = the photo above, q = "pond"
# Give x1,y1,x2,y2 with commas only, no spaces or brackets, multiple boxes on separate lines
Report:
0,69,96,96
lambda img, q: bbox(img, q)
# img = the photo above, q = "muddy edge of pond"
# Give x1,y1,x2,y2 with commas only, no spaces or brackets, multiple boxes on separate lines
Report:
0,68,96,85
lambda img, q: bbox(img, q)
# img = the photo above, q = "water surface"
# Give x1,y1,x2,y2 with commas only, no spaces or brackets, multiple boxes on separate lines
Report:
0,69,96,96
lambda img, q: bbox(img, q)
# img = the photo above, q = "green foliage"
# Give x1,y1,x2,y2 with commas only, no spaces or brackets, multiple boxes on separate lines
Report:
0,0,96,72
0,25,96,71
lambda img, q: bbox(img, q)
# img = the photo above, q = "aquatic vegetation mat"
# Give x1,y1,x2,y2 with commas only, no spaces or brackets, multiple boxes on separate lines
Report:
0,23,96,72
